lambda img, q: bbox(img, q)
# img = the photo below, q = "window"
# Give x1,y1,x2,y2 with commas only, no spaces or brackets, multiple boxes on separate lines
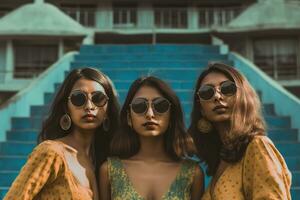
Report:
253,39,299,80
61,5,96,27
113,6,137,28
198,7,242,28
14,45,58,78
154,7,187,28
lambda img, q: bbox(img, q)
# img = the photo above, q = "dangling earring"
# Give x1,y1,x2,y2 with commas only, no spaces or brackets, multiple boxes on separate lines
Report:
103,117,110,132
197,118,212,133
60,113,71,131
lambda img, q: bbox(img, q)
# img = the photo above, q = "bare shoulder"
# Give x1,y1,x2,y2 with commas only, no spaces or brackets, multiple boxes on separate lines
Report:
194,163,204,179
100,161,109,175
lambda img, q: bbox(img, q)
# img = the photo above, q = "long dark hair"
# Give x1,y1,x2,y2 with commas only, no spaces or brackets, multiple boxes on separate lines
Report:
110,76,196,161
38,67,120,170
188,63,265,176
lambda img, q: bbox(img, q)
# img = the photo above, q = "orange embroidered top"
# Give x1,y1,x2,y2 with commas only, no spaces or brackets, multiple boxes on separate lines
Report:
202,136,292,200
4,140,96,200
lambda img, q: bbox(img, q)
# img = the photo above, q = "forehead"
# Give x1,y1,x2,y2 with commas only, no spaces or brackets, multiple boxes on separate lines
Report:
201,72,231,86
71,78,106,93
133,85,163,100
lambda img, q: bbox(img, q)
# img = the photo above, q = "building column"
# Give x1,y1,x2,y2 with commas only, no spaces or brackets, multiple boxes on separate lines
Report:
58,38,64,58
96,1,113,30
5,40,14,81
188,6,199,29
137,2,154,29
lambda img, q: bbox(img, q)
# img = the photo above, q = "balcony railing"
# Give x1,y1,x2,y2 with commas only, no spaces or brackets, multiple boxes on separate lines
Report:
62,7,96,27
198,7,243,28
154,8,188,29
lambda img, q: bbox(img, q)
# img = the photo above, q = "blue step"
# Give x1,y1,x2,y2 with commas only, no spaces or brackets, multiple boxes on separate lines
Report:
262,103,275,115
0,187,8,199
267,129,298,141
285,157,300,171
276,142,300,157
11,117,43,130
0,142,36,156
293,171,300,187
0,156,27,171
30,105,50,117
79,44,222,54
71,61,232,69
70,68,206,81
75,53,228,61
0,171,18,187
292,188,300,200
6,130,38,142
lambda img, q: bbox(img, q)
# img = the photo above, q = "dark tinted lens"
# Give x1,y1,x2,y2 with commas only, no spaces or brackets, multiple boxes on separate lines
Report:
153,97,170,113
70,92,86,107
131,98,148,114
198,85,215,100
221,81,236,96
92,92,107,107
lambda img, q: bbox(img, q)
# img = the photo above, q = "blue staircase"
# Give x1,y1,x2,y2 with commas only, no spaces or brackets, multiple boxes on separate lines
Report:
0,44,299,199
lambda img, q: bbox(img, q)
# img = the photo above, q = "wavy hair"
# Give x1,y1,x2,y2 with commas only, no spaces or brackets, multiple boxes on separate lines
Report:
188,63,266,175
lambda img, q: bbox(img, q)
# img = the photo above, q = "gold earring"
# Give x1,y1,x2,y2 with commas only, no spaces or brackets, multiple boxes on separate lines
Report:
197,118,212,133
60,114,71,131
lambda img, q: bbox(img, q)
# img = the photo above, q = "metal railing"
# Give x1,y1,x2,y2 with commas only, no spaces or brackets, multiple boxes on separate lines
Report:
198,7,243,28
254,54,300,80
154,8,188,29
62,7,96,27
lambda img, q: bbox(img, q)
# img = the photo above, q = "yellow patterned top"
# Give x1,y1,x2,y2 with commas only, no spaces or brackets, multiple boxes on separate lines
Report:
4,140,95,200
202,136,292,200
107,157,197,200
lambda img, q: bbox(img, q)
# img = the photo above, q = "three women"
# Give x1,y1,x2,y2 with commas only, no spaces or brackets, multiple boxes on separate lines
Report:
5,63,292,200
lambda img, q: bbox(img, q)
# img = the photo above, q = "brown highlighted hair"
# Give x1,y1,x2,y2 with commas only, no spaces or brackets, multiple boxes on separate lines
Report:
188,63,266,175
110,76,196,160
38,67,120,171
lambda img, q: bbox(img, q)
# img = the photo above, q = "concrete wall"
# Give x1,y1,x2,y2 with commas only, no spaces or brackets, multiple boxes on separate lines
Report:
0,42,6,83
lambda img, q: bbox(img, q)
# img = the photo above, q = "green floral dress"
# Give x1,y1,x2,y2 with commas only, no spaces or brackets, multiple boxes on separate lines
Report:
107,157,197,200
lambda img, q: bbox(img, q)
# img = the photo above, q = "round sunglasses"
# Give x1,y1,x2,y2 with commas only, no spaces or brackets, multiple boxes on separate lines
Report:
68,90,109,107
130,97,171,115
197,80,237,101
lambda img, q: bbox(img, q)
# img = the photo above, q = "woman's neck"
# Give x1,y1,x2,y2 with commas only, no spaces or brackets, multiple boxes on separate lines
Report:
64,128,95,156
133,135,171,162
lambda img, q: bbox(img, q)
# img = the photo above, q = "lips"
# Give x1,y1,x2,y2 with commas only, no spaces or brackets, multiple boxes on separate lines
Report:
213,105,228,111
142,121,159,127
82,114,96,119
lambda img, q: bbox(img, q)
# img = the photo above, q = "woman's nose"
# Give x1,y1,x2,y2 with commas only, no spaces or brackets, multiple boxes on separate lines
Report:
85,98,95,110
214,88,223,101
145,105,155,118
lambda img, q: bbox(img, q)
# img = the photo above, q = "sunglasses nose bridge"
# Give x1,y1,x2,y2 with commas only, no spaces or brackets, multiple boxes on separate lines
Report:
84,95,96,109
213,87,223,99
145,102,155,117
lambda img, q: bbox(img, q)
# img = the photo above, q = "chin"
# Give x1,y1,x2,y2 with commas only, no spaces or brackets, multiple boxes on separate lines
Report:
79,124,101,130
211,115,231,122
139,130,163,137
